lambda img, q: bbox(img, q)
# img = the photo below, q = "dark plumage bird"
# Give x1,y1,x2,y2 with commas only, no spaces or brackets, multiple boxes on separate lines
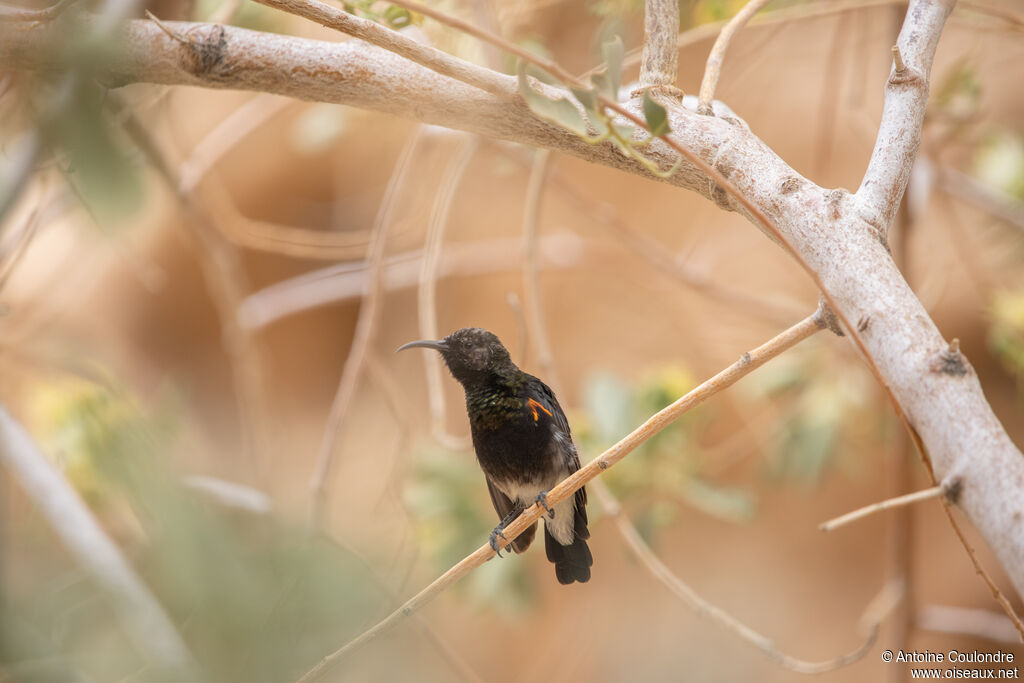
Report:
398,327,592,585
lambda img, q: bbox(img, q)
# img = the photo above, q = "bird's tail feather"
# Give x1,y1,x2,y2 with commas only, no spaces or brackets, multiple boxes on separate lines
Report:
544,522,592,584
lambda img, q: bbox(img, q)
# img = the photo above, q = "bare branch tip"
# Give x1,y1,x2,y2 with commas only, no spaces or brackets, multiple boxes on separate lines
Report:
145,9,188,44
891,44,906,73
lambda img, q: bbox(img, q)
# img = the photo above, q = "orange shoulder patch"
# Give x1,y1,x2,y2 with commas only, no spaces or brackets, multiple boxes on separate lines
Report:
526,397,553,422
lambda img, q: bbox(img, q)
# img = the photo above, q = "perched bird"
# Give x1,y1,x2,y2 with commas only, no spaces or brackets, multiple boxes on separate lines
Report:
398,327,592,584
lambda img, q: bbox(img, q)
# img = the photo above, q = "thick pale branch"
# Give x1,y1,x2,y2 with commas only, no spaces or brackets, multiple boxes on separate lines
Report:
249,0,515,98
855,0,956,234
0,19,716,195
295,313,824,682
638,0,682,97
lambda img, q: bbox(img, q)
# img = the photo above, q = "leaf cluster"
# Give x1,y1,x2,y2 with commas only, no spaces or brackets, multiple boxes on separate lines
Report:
516,37,678,178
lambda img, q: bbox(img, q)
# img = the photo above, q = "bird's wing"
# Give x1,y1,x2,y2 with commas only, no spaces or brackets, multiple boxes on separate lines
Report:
530,377,588,515
485,477,535,553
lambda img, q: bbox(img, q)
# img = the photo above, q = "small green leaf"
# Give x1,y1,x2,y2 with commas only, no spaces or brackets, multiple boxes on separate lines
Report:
642,91,671,137
601,35,624,99
570,86,599,113
591,72,613,100
517,61,591,138
383,5,411,27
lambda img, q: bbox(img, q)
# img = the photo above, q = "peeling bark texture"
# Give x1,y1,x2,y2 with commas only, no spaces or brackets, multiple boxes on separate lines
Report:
3,0,1024,597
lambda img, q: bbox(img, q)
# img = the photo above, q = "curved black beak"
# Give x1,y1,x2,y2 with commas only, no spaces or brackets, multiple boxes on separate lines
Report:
396,339,448,353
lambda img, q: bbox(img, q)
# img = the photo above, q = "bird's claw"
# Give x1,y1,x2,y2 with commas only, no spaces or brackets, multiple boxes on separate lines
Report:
489,527,509,557
535,491,555,519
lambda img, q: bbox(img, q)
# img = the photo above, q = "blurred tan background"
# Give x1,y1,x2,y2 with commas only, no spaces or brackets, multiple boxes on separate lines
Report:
2,0,1024,681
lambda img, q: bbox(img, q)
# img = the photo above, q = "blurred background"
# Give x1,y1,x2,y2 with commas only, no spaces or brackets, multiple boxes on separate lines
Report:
2,0,1024,681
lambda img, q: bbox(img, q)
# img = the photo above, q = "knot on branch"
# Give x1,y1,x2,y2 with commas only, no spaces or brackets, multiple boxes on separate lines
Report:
888,44,924,86
943,477,964,505
148,15,235,81
826,188,851,220
779,176,803,195
181,24,233,80
814,296,844,337
930,338,973,377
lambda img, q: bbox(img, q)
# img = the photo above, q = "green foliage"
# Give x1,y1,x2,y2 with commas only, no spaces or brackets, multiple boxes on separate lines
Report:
404,447,533,612
974,132,1024,201
642,91,671,137
577,367,756,540
44,80,144,225
746,343,874,482
5,380,389,682
342,0,421,29
989,289,1024,390
515,36,682,179
932,59,982,124
588,0,644,19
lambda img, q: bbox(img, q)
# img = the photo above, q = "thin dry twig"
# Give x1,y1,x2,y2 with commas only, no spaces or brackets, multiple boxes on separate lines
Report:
178,93,291,194
813,15,847,176
495,146,806,325
251,0,515,98
820,485,946,532
309,128,423,529
939,504,1024,639
918,605,1024,644
202,175,375,260
236,232,585,330
0,205,41,293
294,312,825,682
110,94,273,480
0,132,41,229
417,136,478,451
593,482,880,672
697,0,774,115
937,164,1024,233
521,149,559,386
0,0,81,22
505,291,528,366
0,407,196,675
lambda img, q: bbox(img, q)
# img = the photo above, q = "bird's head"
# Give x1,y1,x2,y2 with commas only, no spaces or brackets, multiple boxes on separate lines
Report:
397,327,513,385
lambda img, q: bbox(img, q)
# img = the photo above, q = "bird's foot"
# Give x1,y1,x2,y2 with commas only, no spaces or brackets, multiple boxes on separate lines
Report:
535,491,555,519
489,526,509,557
